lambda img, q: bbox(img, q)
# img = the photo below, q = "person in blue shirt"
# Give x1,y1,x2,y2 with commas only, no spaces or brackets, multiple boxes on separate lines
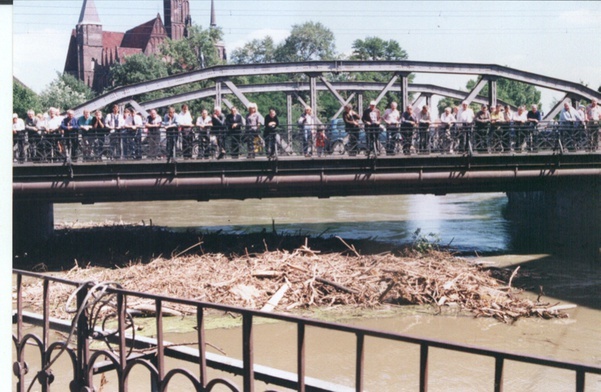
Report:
60,110,80,160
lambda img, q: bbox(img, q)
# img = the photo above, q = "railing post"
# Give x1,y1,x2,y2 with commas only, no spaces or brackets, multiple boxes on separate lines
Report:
575,369,585,392
117,292,129,392
15,273,25,392
297,323,306,392
197,305,207,388
494,356,504,392
355,333,364,392
41,279,51,392
76,283,92,391
242,313,254,392
155,299,164,391
419,343,428,392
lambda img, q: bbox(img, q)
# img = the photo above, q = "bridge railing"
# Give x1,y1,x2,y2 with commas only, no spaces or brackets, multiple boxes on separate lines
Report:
12,120,601,163
13,269,601,391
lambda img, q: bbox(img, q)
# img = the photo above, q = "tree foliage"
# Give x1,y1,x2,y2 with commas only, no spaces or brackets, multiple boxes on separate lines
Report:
160,25,225,74
39,72,95,111
274,22,336,62
436,78,542,115
13,78,42,117
230,37,276,65
350,37,408,61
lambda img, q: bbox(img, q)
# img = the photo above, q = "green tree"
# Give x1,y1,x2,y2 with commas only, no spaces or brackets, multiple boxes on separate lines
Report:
160,25,225,74
13,77,42,117
436,78,542,115
274,22,336,62
39,72,95,111
350,37,408,61
230,36,276,65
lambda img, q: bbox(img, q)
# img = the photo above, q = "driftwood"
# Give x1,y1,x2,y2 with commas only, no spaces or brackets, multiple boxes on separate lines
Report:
17,244,573,324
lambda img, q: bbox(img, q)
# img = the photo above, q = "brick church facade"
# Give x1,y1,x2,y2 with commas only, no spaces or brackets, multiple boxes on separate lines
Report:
64,0,226,93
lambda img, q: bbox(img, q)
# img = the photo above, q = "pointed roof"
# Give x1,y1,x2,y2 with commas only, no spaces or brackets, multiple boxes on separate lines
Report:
121,15,167,51
78,0,101,25
210,0,217,27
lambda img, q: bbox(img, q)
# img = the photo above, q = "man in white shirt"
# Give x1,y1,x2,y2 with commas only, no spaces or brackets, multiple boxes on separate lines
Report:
383,102,400,155
177,104,194,158
196,109,212,159
456,102,474,152
298,106,316,157
586,99,601,151
439,107,456,153
123,107,143,159
13,114,25,162
105,104,124,159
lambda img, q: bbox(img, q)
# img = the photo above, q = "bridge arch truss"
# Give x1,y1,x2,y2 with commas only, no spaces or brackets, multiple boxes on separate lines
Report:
74,60,601,122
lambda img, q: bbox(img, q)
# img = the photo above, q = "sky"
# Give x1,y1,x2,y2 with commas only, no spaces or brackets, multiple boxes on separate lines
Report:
10,0,601,112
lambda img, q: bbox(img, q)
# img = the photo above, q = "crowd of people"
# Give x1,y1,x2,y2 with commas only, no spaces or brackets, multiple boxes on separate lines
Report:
12,98,601,162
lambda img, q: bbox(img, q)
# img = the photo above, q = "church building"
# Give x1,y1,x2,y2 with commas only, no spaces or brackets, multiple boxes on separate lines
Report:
64,0,226,92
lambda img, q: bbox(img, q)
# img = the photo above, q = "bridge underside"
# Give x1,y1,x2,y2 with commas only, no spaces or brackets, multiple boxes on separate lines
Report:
14,154,601,204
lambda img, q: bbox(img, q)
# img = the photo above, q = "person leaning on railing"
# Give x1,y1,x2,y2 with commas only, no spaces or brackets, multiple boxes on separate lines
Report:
526,104,542,152
513,106,528,152
245,103,261,159
439,107,456,154
226,106,244,159
178,104,194,159
163,106,179,159
13,113,26,163
195,109,212,159
343,104,361,156
416,105,433,154
78,109,93,160
211,107,226,159
123,107,143,160
490,104,508,152
383,102,400,155
400,105,417,155
59,110,80,160
474,104,491,152
24,110,40,162
89,110,108,160
455,102,474,153
586,99,600,150
263,108,279,159
298,106,316,157
362,100,381,156
145,109,162,159
46,108,64,161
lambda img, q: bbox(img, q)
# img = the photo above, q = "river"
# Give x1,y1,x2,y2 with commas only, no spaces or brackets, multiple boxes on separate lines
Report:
49,193,601,391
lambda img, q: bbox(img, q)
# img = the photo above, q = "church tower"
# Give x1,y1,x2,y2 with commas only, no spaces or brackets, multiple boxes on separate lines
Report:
164,0,191,40
75,0,103,88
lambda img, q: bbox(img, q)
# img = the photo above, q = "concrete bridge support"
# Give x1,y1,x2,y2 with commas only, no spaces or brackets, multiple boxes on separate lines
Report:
506,187,601,260
13,201,54,251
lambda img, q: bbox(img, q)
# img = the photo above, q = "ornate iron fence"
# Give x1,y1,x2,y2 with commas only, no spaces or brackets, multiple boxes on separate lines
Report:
12,269,601,391
12,121,601,164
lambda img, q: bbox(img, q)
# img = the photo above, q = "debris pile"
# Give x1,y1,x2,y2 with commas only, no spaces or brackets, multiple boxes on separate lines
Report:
17,242,572,323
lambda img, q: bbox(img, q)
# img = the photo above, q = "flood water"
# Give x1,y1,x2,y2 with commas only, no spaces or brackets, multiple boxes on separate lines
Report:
54,193,512,254
38,194,601,390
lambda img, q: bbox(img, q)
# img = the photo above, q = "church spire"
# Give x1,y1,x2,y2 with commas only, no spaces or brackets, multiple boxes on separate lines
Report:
78,0,101,25
210,0,216,28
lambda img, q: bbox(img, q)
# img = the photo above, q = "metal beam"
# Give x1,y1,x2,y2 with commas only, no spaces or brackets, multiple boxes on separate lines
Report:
544,94,571,121
488,79,497,108
138,82,518,112
463,78,489,105
319,76,346,105
310,75,318,117
215,80,222,109
72,61,601,116
222,80,251,108
373,73,399,105
400,74,409,110
331,93,356,120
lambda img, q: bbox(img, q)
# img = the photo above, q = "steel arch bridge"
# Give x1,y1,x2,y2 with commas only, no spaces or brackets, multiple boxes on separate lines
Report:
73,60,601,122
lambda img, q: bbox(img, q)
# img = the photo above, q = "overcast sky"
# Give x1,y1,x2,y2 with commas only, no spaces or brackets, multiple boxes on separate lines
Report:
11,0,601,111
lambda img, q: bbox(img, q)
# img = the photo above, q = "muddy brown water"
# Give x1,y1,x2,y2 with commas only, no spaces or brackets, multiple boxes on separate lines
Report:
13,194,601,391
